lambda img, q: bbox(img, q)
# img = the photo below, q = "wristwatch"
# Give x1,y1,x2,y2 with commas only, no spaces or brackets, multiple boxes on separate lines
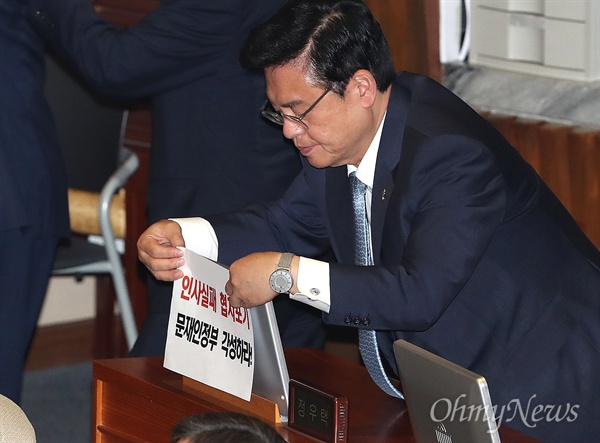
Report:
269,252,294,294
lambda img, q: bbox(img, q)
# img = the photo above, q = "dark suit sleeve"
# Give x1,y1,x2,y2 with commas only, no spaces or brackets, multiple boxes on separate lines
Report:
326,134,507,331
28,0,257,98
208,171,333,266
208,134,507,332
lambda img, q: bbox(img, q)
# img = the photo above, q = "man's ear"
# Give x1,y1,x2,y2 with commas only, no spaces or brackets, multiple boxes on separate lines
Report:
352,69,378,108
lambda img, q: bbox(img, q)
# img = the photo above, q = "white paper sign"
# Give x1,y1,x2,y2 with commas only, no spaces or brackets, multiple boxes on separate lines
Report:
164,248,254,401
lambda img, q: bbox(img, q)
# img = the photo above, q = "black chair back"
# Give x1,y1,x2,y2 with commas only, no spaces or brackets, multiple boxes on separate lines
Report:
44,51,125,192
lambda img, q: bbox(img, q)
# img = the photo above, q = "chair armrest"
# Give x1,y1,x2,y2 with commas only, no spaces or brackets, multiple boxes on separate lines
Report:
97,148,139,242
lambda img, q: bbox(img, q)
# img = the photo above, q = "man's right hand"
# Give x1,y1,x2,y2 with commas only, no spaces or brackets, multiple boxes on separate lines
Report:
137,219,186,281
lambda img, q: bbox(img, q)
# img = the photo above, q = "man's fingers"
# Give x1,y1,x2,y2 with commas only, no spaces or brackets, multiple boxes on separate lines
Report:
135,219,187,282
150,268,184,282
228,296,245,308
138,235,184,259
138,245,184,282
140,254,184,272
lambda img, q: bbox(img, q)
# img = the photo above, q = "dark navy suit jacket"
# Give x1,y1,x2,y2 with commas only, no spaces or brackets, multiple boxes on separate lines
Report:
1,1,68,238
0,0,69,403
208,73,600,441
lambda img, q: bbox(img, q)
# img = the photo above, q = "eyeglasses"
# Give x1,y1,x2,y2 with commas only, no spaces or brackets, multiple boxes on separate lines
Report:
261,88,330,130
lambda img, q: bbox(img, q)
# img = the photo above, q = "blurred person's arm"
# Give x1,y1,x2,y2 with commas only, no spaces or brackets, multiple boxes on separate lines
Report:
28,0,258,98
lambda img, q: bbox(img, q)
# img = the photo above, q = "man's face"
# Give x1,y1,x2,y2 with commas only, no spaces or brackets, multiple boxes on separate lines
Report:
265,64,373,168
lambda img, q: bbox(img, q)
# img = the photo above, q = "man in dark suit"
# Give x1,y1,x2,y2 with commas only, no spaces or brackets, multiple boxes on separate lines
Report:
0,0,70,403
28,0,326,355
138,0,599,440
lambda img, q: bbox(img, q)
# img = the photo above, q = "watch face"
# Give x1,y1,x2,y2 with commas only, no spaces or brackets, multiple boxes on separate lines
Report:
270,269,293,293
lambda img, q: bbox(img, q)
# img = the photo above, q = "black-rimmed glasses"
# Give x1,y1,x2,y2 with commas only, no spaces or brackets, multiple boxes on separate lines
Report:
260,88,330,130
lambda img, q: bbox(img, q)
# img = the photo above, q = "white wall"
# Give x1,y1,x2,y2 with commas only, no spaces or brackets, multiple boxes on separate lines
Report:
38,276,95,326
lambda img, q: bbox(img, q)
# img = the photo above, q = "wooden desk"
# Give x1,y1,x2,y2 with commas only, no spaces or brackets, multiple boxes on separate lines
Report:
93,349,537,442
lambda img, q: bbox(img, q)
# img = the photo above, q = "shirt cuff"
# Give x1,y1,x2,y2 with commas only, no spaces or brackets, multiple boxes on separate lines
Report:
290,257,331,313
170,217,218,261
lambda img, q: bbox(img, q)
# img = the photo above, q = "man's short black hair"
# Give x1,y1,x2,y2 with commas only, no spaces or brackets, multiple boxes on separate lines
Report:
240,0,396,96
171,412,285,443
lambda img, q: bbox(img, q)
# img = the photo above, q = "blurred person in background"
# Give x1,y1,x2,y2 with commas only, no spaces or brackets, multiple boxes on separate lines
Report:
28,0,327,355
0,0,69,404
171,412,285,443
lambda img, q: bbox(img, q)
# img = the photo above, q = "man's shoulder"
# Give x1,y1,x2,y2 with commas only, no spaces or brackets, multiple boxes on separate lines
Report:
394,71,441,91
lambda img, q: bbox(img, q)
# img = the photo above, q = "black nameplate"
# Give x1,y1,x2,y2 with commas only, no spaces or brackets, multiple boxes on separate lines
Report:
288,379,348,442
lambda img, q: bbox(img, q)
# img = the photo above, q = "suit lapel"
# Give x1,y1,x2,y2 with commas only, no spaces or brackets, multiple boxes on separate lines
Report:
371,77,411,262
322,75,412,265
326,166,356,264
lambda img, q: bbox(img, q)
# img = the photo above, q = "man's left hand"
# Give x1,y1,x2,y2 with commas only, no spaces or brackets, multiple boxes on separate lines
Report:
225,251,298,308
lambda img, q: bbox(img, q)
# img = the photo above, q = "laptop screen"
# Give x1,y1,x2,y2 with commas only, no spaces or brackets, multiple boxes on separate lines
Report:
393,339,500,443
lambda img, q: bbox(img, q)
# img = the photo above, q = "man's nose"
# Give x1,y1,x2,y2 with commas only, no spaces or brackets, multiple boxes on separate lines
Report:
282,118,305,139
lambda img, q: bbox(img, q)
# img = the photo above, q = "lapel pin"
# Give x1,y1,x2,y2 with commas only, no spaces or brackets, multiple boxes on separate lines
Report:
381,189,387,200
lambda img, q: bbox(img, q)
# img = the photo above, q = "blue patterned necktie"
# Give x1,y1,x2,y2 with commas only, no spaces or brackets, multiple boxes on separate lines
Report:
349,172,403,399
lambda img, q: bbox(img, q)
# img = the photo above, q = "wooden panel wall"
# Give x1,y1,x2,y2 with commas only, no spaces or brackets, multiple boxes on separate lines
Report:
481,113,600,250
93,0,158,25
364,0,442,81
